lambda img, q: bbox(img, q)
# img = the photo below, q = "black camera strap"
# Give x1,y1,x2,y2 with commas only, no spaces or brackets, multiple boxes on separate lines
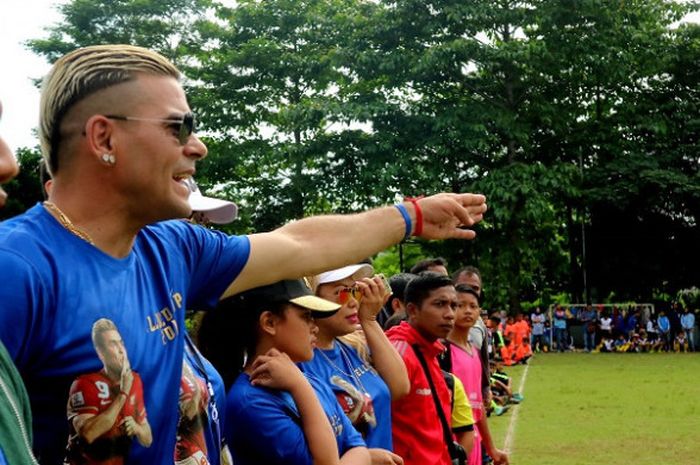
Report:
411,344,459,459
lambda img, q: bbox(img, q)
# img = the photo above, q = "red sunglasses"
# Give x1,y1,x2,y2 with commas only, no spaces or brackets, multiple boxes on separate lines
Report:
338,287,362,305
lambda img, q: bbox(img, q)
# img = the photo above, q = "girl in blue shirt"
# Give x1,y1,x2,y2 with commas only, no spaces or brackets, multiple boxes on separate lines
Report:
198,279,369,465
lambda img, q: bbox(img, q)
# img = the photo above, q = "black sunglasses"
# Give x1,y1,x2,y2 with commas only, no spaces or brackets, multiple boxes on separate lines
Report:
105,112,196,145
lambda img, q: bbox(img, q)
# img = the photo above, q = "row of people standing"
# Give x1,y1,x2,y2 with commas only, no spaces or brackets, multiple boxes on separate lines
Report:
196,263,510,465
548,304,697,352
0,44,489,465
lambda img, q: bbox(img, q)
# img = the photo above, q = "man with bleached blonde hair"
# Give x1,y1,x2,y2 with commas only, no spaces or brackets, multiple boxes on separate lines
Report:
0,44,487,465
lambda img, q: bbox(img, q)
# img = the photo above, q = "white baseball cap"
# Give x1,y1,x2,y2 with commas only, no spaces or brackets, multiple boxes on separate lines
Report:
187,180,238,225
317,263,374,285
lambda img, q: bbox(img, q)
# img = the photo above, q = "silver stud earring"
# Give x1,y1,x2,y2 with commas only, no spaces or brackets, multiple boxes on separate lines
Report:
101,153,116,165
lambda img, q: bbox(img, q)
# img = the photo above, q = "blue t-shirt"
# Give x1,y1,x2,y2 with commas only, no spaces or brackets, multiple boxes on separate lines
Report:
225,372,365,465
0,204,249,465
553,311,567,329
300,341,393,450
179,334,228,465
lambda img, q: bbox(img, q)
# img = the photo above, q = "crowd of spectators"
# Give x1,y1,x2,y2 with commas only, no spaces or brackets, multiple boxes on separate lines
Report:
87,258,522,465
517,303,698,354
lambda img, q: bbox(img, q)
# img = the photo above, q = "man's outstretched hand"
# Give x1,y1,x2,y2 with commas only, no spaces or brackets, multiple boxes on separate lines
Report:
413,193,487,240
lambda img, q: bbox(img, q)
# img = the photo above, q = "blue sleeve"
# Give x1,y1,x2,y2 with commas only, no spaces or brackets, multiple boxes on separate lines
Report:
158,221,250,309
226,386,313,465
0,249,51,367
0,447,8,465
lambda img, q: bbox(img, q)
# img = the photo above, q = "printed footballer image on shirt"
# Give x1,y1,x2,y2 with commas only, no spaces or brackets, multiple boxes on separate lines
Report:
175,360,211,465
65,318,153,465
330,375,377,437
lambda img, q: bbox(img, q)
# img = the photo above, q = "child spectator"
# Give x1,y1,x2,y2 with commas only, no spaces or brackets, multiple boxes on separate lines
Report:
200,279,369,465
595,336,615,353
627,333,642,353
486,315,507,361
444,284,509,465
680,308,695,352
382,273,417,330
543,319,552,351
612,308,626,338
490,360,524,406
646,317,658,343
649,329,665,353
507,314,532,364
579,304,597,352
553,306,568,352
674,330,689,353
626,311,639,338
613,334,630,352
530,308,547,352
599,313,613,340
637,329,651,352
657,311,671,352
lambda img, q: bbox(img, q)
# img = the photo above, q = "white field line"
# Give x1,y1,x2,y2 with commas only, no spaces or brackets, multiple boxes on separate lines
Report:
503,363,530,454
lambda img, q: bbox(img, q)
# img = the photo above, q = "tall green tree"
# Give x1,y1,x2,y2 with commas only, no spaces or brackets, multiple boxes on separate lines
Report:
531,0,700,302
190,0,392,233
348,0,578,310
347,0,698,309
0,148,45,221
14,0,698,309
28,0,214,66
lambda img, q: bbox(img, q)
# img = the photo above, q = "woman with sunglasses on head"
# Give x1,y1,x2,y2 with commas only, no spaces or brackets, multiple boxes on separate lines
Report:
302,265,410,465
198,279,370,465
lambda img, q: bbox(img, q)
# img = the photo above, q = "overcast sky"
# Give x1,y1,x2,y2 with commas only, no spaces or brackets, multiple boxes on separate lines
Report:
0,1,698,155
0,0,68,152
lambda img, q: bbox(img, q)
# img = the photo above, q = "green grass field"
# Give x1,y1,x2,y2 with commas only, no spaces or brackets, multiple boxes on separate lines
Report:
487,353,700,465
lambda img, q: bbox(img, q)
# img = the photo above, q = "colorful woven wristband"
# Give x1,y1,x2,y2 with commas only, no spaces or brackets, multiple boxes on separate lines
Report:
394,204,412,241
405,197,423,236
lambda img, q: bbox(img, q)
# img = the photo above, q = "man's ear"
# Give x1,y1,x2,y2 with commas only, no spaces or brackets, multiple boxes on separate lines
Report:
406,302,419,321
84,114,116,161
259,310,279,336
391,298,405,314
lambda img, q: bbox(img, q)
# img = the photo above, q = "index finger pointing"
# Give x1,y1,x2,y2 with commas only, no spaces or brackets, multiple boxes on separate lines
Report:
455,194,487,226
456,193,486,207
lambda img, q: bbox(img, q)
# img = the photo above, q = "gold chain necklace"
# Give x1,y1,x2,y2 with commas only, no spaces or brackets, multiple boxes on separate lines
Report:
43,201,95,245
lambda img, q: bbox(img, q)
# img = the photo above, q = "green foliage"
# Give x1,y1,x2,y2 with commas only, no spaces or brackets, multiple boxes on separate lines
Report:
27,0,214,66
677,287,700,310
12,0,699,311
371,242,429,276
0,147,45,221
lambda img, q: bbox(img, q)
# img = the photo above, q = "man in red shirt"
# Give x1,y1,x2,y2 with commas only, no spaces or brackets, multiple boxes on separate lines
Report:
386,273,457,465
66,319,152,465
